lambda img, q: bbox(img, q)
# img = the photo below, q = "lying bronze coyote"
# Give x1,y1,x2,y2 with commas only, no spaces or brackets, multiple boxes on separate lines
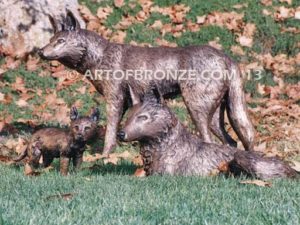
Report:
118,88,297,179
39,11,255,154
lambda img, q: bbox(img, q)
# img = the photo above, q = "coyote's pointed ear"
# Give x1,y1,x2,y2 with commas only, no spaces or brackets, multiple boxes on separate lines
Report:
70,106,79,121
65,10,80,31
144,86,163,104
90,108,100,122
128,85,141,106
48,15,64,33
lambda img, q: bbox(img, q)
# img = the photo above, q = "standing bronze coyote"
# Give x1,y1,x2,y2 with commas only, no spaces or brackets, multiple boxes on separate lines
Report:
13,107,100,175
39,11,255,154
118,89,297,179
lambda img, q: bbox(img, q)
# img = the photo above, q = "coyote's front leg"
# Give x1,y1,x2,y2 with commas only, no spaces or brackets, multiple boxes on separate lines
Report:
102,91,124,154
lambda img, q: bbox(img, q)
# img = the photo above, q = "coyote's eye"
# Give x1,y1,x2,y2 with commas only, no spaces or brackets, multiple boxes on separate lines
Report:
84,126,91,131
137,115,148,121
74,125,79,131
57,39,65,44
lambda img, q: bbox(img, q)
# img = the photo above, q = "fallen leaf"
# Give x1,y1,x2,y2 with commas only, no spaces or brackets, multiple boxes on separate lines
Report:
11,77,27,93
156,39,177,47
238,36,253,47
110,31,126,43
208,37,223,50
280,0,292,5
0,68,7,75
16,99,28,107
275,6,293,21
103,155,119,165
118,150,132,159
290,161,300,172
262,9,272,16
26,56,40,71
295,10,300,20
134,168,146,177
209,169,220,176
261,0,272,6
0,94,12,104
42,166,54,172
5,57,21,69
132,155,143,166
0,155,11,163
151,20,163,29
79,5,98,21
240,180,272,187
206,11,244,32
97,7,113,21
114,0,124,8
0,121,5,132
233,3,248,9
231,45,245,56
243,23,256,38
136,11,148,22
0,92,4,102
186,20,200,32
83,153,105,162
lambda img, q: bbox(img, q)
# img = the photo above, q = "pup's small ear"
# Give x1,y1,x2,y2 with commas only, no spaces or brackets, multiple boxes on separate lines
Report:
128,84,141,106
90,108,100,122
70,106,79,121
65,10,80,31
48,14,64,33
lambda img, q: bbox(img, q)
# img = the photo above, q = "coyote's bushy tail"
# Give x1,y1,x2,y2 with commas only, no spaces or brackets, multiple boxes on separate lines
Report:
230,151,298,180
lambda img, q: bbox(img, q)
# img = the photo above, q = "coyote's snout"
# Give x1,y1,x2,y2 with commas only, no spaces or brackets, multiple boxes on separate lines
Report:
119,88,297,179
40,11,255,154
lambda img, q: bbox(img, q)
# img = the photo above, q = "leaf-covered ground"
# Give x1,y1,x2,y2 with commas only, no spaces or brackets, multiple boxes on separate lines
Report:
0,0,299,224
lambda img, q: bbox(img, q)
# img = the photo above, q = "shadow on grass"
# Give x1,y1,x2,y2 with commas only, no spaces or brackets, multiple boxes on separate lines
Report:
82,160,138,176
5,159,138,177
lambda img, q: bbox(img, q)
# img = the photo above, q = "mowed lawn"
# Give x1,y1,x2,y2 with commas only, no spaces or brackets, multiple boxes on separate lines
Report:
0,163,299,225
0,0,299,224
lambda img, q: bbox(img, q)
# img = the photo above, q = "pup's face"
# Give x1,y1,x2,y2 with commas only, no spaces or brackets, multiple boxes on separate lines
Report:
70,107,100,142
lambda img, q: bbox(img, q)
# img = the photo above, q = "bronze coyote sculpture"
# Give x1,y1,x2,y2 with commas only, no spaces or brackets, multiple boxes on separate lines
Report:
118,89,297,179
39,11,255,154
14,107,100,175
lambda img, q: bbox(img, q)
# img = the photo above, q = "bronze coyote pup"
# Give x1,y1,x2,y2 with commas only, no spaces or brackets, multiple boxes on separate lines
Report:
118,89,297,179
14,107,100,175
39,11,255,154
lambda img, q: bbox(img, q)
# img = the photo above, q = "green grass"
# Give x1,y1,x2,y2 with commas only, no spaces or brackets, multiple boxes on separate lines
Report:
0,163,299,225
